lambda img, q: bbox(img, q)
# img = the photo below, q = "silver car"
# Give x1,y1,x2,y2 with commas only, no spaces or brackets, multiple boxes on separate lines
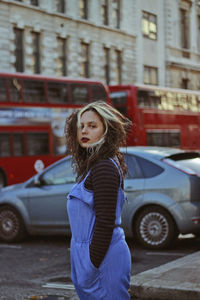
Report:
0,146,200,250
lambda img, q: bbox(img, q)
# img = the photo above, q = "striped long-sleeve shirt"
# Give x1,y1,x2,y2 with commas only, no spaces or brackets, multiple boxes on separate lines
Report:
84,159,120,268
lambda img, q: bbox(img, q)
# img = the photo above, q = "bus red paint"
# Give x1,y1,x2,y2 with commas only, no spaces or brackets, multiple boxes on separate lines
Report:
0,72,109,186
109,84,200,150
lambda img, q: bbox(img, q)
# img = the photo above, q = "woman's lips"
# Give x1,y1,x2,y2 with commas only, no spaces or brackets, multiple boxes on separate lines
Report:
81,138,90,143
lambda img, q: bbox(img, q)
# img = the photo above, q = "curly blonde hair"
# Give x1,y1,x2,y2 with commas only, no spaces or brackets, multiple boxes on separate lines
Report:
65,101,132,181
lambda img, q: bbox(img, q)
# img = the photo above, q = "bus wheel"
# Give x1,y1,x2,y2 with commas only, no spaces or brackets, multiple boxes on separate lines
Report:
0,206,26,243
0,170,6,188
134,206,178,250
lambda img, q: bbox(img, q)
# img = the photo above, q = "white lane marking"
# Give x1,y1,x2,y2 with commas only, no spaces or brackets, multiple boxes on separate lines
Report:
0,244,22,249
146,252,185,256
42,283,75,290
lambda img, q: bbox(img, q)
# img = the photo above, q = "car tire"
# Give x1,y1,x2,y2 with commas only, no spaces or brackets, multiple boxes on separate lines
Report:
134,206,178,250
0,206,27,243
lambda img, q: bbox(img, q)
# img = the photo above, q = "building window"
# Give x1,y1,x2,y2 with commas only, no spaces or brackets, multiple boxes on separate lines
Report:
181,78,189,89
101,0,109,26
103,47,110,84
30,0,39,6
31,32,40,74
80,42,90,78
142,11,157,40
14,28,24,72
112,0,120,28
80,0,88,19
56,0,65,13
144,66,158,85
180,9,190,49
115,49,122,84
57,38,67,76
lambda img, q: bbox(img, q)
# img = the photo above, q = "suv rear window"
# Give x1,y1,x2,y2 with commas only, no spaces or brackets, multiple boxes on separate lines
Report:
136,156,164,178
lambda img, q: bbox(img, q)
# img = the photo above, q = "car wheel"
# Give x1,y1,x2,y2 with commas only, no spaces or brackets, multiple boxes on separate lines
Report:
0,206,26,243
135,206,178,249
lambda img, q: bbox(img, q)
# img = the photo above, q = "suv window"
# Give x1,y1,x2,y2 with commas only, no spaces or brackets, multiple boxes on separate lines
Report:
136,156,164,178
41,158,75,185
123,154,142,179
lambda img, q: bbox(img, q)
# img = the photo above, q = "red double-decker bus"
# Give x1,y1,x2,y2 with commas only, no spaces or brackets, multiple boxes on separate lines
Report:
109,84,200,150
0,72,109,186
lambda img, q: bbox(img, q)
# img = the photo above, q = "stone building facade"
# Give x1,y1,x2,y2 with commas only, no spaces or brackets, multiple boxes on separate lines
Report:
0,0,200,90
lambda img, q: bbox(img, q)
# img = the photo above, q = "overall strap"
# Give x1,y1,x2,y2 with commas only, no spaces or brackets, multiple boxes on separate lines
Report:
109,157,123,187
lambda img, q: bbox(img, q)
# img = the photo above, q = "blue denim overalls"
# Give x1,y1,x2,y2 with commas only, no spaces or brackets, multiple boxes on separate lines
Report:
67,158,131,300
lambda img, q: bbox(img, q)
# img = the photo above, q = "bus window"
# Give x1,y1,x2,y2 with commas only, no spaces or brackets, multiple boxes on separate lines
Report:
27,132,49,156
13,133,24,156
91,84,107,101
23,79,45,103
47,81,68,104
138,90,162,109
110,91,127,115
137,90,148,107
149,92,161,108
71,84,89,104
0,77,7,102
0,133,11,157
147,131,180,147
8,78,22,102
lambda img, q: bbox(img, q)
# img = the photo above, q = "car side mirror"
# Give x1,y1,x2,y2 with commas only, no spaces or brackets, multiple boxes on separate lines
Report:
34,174,42,187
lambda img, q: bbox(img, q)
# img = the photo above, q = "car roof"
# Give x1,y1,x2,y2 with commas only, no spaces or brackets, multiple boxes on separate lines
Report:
120,146,193,160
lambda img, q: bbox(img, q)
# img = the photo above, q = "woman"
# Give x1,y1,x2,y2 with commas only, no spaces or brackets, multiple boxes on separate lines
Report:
65,101,132,300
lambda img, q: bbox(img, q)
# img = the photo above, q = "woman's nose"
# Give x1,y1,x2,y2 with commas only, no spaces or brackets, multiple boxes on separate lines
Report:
81,125,87,133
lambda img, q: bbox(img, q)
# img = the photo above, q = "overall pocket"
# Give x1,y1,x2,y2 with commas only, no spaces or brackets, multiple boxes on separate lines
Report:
71,242,100,289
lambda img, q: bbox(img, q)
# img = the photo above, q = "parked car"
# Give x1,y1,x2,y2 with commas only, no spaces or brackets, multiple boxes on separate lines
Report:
0,146,200,249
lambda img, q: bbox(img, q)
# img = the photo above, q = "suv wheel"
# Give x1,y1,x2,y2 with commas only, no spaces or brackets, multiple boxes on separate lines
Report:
0,206,26,242
135,206,178,249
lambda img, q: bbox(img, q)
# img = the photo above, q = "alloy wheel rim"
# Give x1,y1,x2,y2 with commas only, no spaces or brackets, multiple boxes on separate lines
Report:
140,212,169,246
0,211,19,238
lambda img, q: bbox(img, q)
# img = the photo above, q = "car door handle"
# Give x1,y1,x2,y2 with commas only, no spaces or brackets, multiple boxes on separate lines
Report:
124,186,136,192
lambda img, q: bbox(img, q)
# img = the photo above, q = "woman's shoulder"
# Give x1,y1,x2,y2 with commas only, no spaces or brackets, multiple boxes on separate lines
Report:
92,158,119,175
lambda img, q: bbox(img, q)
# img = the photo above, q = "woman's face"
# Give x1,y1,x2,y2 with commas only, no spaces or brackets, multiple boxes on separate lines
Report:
77,110,105,148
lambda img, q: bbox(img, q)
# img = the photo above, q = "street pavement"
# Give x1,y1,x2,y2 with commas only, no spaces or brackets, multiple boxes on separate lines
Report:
19,250,200,300
130,250,200,300
1,250,199,299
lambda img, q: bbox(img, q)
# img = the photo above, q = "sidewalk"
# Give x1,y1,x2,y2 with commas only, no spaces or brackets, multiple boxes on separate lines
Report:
129,250,200,300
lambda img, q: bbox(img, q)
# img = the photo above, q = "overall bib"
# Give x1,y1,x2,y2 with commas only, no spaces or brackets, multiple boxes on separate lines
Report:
67,158,131,300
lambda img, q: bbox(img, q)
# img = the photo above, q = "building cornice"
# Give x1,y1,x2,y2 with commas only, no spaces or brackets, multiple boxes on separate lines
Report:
166,61,200,71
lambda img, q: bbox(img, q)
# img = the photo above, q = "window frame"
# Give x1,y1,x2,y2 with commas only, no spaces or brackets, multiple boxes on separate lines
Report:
112,0,120,29
14,28,24,72
80,0,88,20
144,65,158,85
80,42,90,78
31,31,41,74
180,8,190,50
142,11,157,40
103,47,110,85
57,37,67,76
115,49,122,84
101,0,109,26
30,0,39,6
56,0,65,14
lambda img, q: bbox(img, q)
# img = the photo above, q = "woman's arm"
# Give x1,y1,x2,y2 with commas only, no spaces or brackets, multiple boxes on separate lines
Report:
89,159,120,268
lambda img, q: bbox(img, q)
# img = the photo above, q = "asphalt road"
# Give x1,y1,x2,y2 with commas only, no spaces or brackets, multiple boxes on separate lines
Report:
0,234,199,300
